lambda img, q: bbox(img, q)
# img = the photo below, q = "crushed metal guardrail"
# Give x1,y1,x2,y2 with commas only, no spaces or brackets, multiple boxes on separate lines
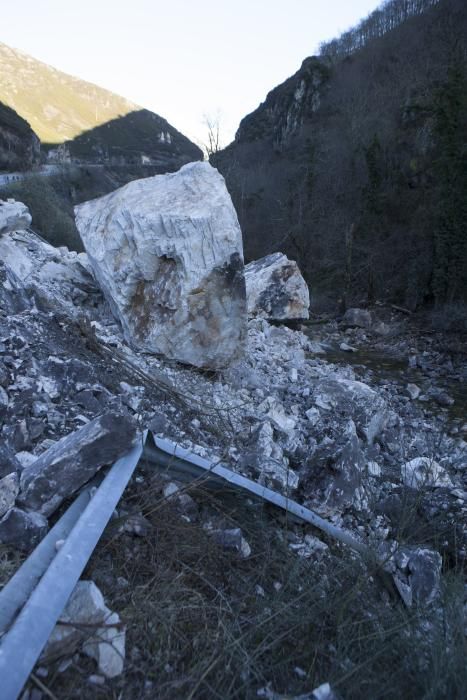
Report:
145,433,369,556
0,429,384,699
0,434,146,700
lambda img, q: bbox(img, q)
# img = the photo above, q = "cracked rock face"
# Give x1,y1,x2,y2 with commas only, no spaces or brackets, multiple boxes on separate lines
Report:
244,252,310,320
75,162,247,369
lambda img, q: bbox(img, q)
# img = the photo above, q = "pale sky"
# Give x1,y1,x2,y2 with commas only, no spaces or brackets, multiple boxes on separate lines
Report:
1,0,381,147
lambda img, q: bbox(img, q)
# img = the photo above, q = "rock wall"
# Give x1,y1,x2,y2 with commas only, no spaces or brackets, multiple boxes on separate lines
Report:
0,102,40,172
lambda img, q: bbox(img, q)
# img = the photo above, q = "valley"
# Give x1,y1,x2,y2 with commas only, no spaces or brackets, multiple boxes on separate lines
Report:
0,1,466,698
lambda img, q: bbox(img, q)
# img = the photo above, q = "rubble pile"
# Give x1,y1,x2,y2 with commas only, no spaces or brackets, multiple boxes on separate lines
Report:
0,193,466,691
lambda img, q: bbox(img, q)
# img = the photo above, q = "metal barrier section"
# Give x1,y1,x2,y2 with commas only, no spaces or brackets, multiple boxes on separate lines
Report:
0,488,93,636
0,429,374,699
0,434,146,700
145,433,368,555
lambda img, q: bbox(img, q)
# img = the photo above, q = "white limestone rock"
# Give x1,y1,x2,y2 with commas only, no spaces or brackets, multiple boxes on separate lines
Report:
0,228,98,317
0,472,19,518
44,581,125,678
75,162,247,369
401,457,453,489
0,199,31,234
244,252,310,320
406,383,421,400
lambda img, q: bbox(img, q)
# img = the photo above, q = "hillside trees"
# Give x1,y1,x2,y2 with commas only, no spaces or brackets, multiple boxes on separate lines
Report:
0,175,82,250
320,0,441,60
432,63,467,303
214,0,467,308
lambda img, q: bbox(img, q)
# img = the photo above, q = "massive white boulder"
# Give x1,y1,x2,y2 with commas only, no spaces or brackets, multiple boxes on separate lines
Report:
75,162,247,369
244,252,309,320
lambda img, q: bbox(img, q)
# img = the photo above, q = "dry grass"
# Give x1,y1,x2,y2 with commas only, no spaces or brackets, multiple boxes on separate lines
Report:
23,470,465,700
0,546,25,590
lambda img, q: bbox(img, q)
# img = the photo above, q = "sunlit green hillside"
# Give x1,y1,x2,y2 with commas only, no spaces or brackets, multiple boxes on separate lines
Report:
0,42,202,165
0,42,138,143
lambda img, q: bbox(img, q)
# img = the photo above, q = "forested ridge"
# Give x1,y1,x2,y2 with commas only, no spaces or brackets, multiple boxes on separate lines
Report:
213,0,467,311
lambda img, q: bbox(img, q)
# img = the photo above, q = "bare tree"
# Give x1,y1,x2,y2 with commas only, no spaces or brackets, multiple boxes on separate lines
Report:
319,0,440,60
202,112,222,159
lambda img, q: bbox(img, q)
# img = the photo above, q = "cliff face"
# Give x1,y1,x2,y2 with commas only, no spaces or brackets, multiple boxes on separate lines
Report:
0,43,202,169
0,102,40,171
234,57,329,147
213,0,467,308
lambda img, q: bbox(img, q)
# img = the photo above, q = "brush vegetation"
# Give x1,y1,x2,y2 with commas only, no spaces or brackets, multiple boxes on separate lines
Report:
20,474,466,700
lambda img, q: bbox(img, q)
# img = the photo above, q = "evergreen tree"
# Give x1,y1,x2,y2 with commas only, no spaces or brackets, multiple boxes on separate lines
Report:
432,64,467,303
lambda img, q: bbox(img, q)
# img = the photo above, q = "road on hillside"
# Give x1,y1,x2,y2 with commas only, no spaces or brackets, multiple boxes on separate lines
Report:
0,165,62,187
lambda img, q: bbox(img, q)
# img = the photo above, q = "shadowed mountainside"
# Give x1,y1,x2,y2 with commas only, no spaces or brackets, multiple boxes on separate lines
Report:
48,109,202,169
0,101,40,171
213,0,467,309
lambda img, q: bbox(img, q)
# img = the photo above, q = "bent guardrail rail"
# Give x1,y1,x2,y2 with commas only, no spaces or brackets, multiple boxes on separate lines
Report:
0,434,146,700
0,429,387,699
145,433,369,555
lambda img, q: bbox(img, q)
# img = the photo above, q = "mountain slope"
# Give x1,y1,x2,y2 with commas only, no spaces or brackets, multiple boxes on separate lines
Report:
0,101,40,171
0,42,202,167
213,0,467,308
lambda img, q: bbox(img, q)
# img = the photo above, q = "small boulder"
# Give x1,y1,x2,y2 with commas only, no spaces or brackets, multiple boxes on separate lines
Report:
258,396,296,434
19,413,136,516
392,545,442,607
0,199,31,234
44,580,125,678
339,341,357,353
401,457,453,489
0,507,48,552
311,682,342,700
0,260,30,314
312,377,389,442
305,407,320,426
323,420,367,511
0,444,22,479
244,252,309,320
342,308,372,329
209,527,251,558
406,383,421,400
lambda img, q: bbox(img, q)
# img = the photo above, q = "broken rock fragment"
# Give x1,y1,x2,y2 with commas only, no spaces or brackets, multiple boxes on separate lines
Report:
0,507,48,552
44,580,125,678
19,413,136,516
0,472,19,517
208,526,251,558
0,445,22,479
0,199,31,234
75,161,247,369
244,252,310,320
401,457,453,489
391,545,442,607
